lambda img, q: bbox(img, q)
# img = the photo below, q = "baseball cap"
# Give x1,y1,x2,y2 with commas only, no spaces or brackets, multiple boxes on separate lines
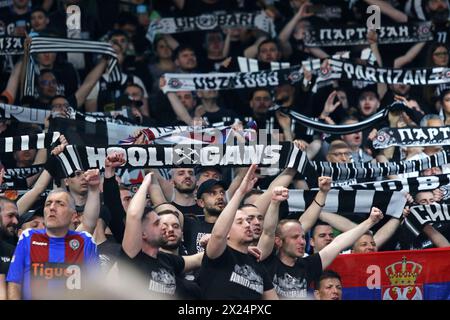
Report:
196,179,228,200
18,207,44,229
194,165,222,177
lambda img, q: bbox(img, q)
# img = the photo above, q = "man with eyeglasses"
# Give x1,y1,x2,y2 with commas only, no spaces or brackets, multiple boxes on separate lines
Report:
27,58,109,111
325,140,358,187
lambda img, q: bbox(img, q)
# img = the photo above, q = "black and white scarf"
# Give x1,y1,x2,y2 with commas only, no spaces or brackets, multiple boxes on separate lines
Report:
333,173,450,194
0,36,24,55
405,204,450,237
146,11,276,42
0,102,137,126
0,132,60,153
304,21,433,47
236,56,292,72
25,36,121,97
161,65,304,92
287,190,406,218
312,150,450,180
324,58,450,85
373,127,450,149
2,165,43,180
276,103,392,135
55,142,307,178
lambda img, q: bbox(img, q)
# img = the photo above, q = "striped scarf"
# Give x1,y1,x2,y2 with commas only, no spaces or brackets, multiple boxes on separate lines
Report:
24,36,121,97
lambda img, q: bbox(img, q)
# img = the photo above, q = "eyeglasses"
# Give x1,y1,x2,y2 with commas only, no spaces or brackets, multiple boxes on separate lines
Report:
40,79,57,86
433,52,449,57
329,152,352,158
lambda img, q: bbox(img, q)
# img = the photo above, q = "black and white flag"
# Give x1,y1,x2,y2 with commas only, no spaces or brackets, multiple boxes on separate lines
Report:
287,190,406,218
373,126,450,149
161,66,305,92
312,149,450,180
0,36,25,55
146,11,276,42
0,132,60,153
405,204,450,237
325,59,450,85
55,142,307,178
25,37,121,97
304,22,433,47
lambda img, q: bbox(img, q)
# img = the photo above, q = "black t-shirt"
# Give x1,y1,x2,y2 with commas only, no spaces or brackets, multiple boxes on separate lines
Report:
171,202,204,217
97,235,121,272
183,217,214,255
0,7,30,36
201,108,241,126
198,246,273,300
118,249,185,299
262,252,322,299
0,240,15,275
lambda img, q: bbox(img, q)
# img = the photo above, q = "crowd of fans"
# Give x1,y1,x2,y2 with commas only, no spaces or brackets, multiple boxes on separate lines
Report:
0,0,450,300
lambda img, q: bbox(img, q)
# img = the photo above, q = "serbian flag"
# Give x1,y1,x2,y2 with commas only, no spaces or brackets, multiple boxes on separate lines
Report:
327,248,450,300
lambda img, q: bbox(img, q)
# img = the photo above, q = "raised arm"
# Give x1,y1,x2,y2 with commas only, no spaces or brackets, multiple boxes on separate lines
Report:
122,172,153,258
182,251,204,273
103,152,127,244
394,42,426,68
206,164,258,259
17,135,68,215
148,170,169,207
254,168,297,217
278,2,312,58
319,207,384,269
300,176,331,232
318,211,357,232
226,167,247,199
257,186,289,261
75,58,108,107
373,217,401,249
76,169,101,235
0,60,22,104
423,224,450,247
364,0,408,23
244,36,268,59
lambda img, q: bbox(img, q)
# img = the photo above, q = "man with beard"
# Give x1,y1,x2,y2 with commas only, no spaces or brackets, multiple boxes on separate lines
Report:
0,198,18,299
120,173,203,299
170,168,203,217
157,209,202,299
197,165,278,299
183,179,228,255
0,198,19,246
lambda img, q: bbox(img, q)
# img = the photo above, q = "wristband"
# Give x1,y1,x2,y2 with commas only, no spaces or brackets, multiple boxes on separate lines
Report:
314,198,325,207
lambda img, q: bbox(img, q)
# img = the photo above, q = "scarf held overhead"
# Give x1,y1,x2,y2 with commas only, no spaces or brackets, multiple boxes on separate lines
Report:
55,142,307,178
161,65,304,93
146,11,275,42
304,22,433,47
312,149,450,180
373,127,450,148
405,204,450,237
0,132,60,153
24,37,121,97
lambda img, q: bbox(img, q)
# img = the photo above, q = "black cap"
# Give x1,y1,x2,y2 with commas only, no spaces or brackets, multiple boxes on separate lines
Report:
196,179,228,200
195,165,222,177
18,207,44,229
